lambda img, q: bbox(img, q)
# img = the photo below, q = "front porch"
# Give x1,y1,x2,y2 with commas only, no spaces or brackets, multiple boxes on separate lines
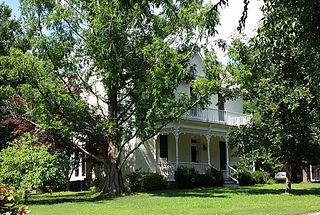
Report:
155,126,239,181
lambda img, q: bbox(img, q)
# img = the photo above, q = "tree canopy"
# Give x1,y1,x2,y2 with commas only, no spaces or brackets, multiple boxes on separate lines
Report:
0,0,240,195
228,0,320,193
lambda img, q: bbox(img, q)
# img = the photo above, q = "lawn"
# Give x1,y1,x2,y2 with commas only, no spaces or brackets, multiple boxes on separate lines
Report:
28,183,320,215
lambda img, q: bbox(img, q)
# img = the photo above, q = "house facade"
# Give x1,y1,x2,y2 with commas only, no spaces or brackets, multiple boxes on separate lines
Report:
125,54,251,181
70,54,251,182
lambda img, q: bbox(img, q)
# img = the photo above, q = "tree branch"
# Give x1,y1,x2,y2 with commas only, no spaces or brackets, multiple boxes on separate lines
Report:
119,91,214,170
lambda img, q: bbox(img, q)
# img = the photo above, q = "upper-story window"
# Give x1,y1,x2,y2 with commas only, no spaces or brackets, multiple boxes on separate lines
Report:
190,86,200,117
218,93,225,121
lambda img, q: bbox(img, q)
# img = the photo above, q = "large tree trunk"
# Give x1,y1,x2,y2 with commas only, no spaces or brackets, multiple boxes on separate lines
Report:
285,163,292,194
102,148,124,195
102,82,124,195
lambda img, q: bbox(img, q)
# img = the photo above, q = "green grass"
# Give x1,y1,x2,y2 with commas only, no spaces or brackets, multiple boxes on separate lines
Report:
28,183,320,215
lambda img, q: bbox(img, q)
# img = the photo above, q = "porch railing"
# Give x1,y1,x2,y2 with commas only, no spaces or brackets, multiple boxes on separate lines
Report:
182,108,251,126
157,162,212,181
227,164,239,184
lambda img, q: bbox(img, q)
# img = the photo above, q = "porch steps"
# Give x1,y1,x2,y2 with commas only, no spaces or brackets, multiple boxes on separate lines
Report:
223,178,238,186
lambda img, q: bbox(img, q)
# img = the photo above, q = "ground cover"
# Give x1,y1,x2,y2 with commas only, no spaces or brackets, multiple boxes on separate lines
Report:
28,183,320,215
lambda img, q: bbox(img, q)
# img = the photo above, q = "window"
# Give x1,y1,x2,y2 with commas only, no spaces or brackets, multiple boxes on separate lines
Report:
218,93,225,121
81,153,86,176
190,86,200,116
160,135,168,159
75,151,79,177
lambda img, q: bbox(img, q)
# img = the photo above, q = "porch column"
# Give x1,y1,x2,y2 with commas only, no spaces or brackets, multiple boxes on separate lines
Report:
205,131,212,166
225,133,230,177
173,126,180,168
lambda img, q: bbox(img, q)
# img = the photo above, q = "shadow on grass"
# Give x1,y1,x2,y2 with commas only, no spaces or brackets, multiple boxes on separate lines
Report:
148,185,320,198
28,191,114,205
148,188,228,198
28,184,320,205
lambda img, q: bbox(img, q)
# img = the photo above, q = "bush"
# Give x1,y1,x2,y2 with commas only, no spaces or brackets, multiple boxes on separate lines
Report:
266,178,276,184
0,133,65,202
252,171,269,184
0,183,28,215
205,168,224,187
175,167,224,188
142,173,166,191
194,174,212,187
89,186,98,193
174,167,198,189
125,172,143,192
238,171,255,186
125,172,166,192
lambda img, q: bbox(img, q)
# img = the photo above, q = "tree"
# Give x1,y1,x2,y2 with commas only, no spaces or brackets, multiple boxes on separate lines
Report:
10,0,246,195
228,1,320,193
0,133,64,203
0,3,32,150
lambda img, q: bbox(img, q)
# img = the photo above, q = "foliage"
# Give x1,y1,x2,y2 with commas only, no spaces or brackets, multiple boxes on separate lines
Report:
238,171,255,186
0,3,32,151
14,0,229,195
0,183,28,215
204,167,224,187
88,186,98,193
175,166,224,188
125,172,166,192
174,166,198,189
252,171,269,184
266,178,276,185
229,125,284,174
0,133,65,201
228,0,320,192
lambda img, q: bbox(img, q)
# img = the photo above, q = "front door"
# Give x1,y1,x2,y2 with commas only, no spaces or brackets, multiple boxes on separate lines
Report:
191,146,197,162
219,141,226,170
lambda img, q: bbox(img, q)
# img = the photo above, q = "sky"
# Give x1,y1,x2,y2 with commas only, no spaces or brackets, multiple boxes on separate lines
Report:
1,0,263,62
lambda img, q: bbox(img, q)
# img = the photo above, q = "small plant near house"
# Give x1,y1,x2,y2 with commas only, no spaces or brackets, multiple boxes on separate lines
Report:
205,167,225,187
125,172,166,192
238,171,255,186
266,178,276,184
252,170,270,184
174,167,198,189
0,183,28,215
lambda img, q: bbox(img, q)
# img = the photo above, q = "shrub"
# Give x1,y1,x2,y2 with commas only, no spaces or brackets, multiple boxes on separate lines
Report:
266,178,276,184
252,171,269,184
142,173,166,191
194,173,212,187
175,167,224,188
0,183,28,215
89,186,98,193
125,172,144,192
0,133,65,202
238,171,255,186
205,168,224,187
174,167,198,189
125,172,166,192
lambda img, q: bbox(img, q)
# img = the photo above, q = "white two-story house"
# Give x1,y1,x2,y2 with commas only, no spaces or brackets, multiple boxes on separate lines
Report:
70,53,251,183
124,54,251,181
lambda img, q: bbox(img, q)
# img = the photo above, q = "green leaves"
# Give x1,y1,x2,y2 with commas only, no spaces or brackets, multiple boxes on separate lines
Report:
0,133,65,200
228,0,320,174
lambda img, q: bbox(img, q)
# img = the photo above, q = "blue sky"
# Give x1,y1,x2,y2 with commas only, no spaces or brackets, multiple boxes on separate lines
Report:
1,0,20,17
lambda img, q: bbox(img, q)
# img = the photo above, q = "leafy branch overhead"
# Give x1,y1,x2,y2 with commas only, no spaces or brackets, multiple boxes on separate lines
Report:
0,0,237,196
